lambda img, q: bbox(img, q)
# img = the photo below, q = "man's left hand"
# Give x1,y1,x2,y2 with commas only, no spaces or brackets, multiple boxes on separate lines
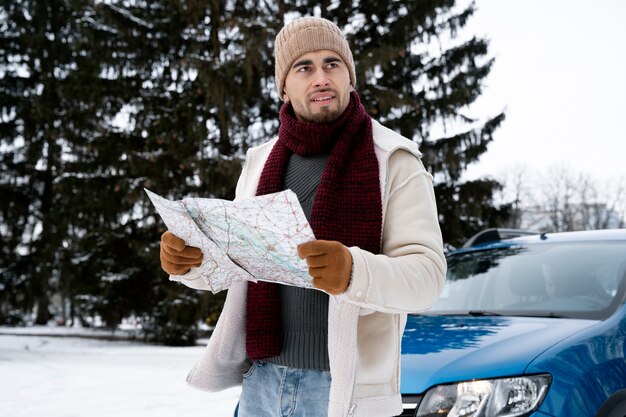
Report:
297,240,352,295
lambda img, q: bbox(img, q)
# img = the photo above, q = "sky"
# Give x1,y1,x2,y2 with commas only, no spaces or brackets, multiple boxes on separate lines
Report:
461,0,626,183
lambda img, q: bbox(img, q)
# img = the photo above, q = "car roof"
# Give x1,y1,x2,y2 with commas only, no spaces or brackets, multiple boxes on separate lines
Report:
451,228,626,255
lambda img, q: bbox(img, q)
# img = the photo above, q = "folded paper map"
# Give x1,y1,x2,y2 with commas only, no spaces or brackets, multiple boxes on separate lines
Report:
145,189,315,293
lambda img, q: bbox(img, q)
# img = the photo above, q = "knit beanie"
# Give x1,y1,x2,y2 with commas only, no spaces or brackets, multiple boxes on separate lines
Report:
274,16,356,99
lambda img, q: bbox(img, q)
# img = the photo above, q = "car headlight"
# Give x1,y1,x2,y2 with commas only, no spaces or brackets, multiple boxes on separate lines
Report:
416,374,551,417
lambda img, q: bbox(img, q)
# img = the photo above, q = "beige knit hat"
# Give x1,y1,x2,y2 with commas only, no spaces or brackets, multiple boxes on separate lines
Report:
274,16,356,99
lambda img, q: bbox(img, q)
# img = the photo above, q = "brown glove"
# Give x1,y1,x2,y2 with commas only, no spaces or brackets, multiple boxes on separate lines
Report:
160,231,203,275
297,240,352,295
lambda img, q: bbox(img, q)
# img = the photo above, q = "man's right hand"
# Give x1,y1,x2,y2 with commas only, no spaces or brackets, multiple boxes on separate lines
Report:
160,231,203,275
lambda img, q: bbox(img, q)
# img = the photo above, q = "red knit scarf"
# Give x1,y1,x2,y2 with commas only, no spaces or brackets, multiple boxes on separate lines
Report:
246,92,382,360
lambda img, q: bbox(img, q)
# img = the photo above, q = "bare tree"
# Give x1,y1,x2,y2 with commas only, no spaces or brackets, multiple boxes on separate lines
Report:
542,166,580,231
498,165,625,232
494,164,529,229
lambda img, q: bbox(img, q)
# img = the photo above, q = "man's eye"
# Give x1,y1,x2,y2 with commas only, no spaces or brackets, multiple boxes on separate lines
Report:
326,62,339,69
297,67,310,72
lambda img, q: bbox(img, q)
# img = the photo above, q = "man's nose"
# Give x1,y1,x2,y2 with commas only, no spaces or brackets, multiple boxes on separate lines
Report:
312,69,330,88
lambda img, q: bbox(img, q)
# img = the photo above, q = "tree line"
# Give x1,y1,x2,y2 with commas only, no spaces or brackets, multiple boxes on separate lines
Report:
0,0,509,344
498,165,625,232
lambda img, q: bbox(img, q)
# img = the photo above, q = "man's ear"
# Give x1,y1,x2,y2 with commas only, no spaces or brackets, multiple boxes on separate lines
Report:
283,92,290,102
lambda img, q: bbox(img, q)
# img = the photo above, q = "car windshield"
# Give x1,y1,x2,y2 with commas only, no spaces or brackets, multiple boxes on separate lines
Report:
429,241,626,320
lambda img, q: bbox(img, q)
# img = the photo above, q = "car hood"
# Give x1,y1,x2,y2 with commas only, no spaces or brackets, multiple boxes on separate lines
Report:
401,315,596,394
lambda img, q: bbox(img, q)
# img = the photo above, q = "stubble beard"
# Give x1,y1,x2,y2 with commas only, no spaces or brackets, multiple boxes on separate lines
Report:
300,106,343,123
293,95,347,124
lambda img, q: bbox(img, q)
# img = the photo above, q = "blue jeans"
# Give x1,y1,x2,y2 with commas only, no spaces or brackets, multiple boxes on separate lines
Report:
237,361,332,417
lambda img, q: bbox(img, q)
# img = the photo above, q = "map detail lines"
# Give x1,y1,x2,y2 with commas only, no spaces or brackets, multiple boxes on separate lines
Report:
145,189,315,293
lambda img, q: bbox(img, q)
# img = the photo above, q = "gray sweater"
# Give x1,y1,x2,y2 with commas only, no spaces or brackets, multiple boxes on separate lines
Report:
264,152,330,371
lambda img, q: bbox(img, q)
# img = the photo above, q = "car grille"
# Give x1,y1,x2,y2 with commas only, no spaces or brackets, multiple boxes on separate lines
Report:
396,394,423,417
396,408,416,417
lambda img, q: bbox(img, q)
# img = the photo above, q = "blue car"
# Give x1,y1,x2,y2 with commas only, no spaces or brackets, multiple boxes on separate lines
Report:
400,228,626,417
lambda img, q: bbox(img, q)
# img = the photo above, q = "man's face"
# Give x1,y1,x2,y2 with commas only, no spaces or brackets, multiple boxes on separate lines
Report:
282,50,353,123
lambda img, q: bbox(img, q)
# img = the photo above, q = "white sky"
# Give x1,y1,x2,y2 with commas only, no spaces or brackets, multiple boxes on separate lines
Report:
462,0,626,183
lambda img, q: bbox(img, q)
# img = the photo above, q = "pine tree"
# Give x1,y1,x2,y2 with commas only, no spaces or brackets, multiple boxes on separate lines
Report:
1,0,510,336
0,0,117,324
78,0,283,342
0,0,178,328
0,0,278,339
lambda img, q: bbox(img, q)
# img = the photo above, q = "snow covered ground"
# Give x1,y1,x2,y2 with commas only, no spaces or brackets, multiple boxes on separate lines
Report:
0,329,240,417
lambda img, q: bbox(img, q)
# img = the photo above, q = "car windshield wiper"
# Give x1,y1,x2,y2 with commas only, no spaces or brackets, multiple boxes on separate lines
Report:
467,310,503,316
468,310,571,318
517,312,570,319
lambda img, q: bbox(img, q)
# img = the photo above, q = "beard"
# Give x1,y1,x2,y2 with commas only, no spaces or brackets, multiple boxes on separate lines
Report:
290,90,349,124
298,105,344,123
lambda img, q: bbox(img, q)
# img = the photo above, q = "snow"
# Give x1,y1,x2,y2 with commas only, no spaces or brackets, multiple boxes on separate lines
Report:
104,4,154,30
0,330,240,417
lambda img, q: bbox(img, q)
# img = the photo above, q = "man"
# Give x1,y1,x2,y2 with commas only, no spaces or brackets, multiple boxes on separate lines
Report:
160,16,446,417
